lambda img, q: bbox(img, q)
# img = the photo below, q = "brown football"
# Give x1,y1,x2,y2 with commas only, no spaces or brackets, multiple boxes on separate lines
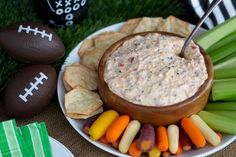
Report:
3,65,57,118
0,22,65,64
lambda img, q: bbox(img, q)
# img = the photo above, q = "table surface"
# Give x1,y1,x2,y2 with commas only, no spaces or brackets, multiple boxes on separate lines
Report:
0,101,235,157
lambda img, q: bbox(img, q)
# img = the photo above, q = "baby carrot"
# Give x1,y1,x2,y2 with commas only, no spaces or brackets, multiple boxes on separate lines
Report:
128,140,142,157
179,127,192,151
156,126,168,151
167,125,179,154
181,117,206,148
119,120,141,153
217,132,223,140
111,136,121,149
190,115,221,146
82,123,90,135
82,118,97,134
89,110,119,140
136,124,155,152
148,147,161,157
112,140,120,149
162,151,170,157
175,144,183,155
106,115,130,143
99,136,109,144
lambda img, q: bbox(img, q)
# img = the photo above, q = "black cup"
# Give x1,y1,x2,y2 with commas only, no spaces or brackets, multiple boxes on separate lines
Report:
33,0,88,28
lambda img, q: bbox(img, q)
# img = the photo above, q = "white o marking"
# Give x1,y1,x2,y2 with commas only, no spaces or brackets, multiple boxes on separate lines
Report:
56,8,63,15
66,21,73,26
81,0,86,6
66,13,74,20
73,3,80,10
65,7,72,14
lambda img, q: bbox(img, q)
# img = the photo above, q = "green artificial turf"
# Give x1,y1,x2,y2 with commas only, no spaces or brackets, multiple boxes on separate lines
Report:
0,0,187,89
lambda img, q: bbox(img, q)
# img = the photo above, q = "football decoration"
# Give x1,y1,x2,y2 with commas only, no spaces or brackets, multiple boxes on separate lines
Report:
0,22,65,64
3,65,57,118
33,0,88,27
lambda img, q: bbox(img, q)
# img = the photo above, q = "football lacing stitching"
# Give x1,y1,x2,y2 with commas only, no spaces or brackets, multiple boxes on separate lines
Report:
18,25,53,41
18,72,48,102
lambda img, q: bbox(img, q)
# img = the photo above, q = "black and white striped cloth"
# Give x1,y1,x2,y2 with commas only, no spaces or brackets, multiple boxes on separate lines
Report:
187,0,236,29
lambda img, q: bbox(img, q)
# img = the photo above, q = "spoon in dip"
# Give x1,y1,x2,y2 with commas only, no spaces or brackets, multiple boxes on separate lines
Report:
180,0,223,57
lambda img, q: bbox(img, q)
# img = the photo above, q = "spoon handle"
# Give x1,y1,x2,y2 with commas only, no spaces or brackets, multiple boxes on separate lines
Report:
180,0,223,57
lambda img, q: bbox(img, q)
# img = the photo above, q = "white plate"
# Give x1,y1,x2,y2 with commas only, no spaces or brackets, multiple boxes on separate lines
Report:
57,22,236,157
50,137,74,157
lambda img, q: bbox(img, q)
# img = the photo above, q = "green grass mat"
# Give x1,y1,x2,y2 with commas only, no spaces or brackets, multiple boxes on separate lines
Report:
0,0,186,89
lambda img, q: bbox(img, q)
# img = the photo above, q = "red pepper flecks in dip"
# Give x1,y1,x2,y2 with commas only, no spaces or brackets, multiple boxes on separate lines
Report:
104,33,208,106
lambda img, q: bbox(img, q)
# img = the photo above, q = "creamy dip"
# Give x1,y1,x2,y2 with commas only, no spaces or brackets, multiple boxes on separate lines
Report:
104,33,208,106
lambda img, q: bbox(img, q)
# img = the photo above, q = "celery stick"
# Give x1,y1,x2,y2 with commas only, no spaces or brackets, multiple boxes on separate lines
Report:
207,32,236,53
195,16,236,50
212,79,236,101
223,98,236,101
209,41,236,63
205,102,236,111
198,111,236,134
214,52,236,65
208,110,236,119
214,55,236,79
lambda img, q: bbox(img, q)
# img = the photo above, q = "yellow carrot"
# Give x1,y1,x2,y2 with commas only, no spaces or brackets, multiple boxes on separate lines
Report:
156,126,168,152
181,117,206,148
148,147,161,157
89,110,119,140
106,115,130,143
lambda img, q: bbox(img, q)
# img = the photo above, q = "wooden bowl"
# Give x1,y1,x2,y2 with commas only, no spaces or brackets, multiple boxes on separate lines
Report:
98,31,213,126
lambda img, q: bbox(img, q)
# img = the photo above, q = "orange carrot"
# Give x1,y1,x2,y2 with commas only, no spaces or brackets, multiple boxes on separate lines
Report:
106,115,130,143
179,127,192,151
128,140,142,157
175,144,183,155
99,136,109,144
156,126,168,151
181,117,206,148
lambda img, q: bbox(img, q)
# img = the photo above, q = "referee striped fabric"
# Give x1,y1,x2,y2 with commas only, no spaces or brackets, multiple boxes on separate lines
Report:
188,0,236,29
19,123,51,157
0,120,32,157
0,120,51,157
